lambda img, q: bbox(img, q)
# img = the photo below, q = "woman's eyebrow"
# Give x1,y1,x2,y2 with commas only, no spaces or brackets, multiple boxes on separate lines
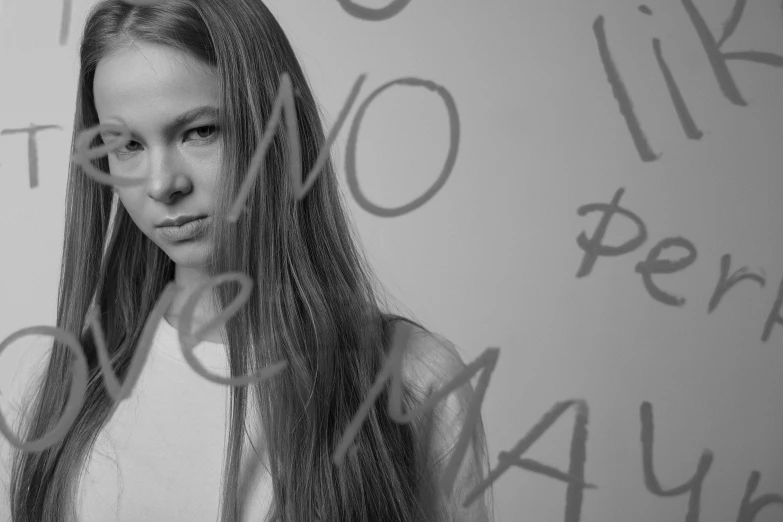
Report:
161,105,219,138
98,105,219,140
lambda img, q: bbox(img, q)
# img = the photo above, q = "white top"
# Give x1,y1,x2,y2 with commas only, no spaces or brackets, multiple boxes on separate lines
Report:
0,317,272,522
77,319,271,522
76,317,273,521
0,318,491,521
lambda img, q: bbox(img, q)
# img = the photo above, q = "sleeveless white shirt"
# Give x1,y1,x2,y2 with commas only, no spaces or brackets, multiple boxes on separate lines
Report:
76,317,273,522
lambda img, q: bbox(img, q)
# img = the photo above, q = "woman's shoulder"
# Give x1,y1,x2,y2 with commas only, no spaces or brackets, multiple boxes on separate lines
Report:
385,318,469,397
387,319,494,521
394,321,475,447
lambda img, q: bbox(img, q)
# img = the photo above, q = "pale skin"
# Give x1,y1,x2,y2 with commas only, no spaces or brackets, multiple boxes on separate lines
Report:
92,40,491,520
93,40,225,342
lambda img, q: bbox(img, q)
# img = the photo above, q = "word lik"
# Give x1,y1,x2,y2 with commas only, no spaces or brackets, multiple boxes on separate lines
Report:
594,0,783,162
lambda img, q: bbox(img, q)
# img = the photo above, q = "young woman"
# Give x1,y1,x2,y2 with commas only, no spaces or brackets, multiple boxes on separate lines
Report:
1,0,493,520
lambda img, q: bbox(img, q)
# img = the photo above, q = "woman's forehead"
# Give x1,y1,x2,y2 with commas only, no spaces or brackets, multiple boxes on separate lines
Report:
93,42,219,128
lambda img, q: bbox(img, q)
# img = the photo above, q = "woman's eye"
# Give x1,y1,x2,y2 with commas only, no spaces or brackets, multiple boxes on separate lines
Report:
187,125,218,140
108,138,141,157
105,126,218,159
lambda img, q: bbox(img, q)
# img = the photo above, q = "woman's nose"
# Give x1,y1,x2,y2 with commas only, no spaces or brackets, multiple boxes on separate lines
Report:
145,150,193,204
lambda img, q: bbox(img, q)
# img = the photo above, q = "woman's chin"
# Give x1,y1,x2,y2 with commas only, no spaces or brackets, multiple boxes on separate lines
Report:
161,242,212,269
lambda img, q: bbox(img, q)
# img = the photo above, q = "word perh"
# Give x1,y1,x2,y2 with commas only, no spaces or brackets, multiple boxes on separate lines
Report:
575,187,783,345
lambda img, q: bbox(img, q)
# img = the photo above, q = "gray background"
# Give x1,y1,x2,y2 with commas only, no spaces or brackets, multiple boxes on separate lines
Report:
1,0,782,520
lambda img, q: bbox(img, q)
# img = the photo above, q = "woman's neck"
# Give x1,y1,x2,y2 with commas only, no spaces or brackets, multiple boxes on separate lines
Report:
166,264,227,344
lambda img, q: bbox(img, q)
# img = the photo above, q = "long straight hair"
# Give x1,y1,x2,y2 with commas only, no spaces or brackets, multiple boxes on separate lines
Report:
5,0,479,520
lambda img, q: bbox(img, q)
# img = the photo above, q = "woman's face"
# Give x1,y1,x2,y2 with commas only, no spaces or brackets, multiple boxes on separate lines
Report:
93,41,222,270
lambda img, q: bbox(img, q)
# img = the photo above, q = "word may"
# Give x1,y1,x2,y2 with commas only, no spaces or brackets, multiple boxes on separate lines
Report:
52,0,412,47
4,72,458,219
575,187,783,344
480,400,783,522
594,0,783,162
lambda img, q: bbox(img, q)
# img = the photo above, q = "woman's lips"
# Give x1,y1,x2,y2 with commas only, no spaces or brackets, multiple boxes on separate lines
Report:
157,216,211,242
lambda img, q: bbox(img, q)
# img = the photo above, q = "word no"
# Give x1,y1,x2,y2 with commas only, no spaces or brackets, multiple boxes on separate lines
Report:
3,73,458,220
